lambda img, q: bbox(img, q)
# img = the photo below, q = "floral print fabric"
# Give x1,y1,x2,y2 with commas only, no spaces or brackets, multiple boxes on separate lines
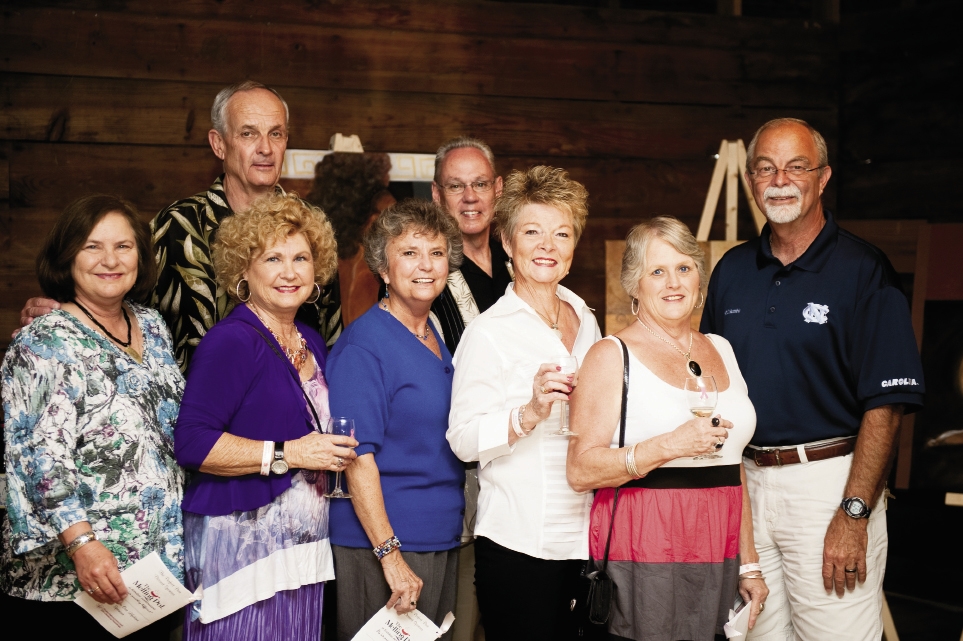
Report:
1,303,185,601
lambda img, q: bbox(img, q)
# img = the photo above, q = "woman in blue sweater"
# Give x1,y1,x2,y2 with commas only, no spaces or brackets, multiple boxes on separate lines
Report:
327,199,465,640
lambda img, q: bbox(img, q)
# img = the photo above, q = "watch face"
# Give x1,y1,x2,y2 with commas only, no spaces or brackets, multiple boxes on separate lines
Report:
271,459,289,475
843,497,868,518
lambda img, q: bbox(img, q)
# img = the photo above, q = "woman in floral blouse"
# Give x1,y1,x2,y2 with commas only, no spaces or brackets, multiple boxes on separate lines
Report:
1,195,185,640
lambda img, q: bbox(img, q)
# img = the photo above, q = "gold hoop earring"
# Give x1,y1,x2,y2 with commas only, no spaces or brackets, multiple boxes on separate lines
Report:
695,291,705,309
306,283,321,304
235,279,251,303
630,297,640,316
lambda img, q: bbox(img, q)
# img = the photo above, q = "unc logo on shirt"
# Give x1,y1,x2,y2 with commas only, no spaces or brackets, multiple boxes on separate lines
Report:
802,302,830,324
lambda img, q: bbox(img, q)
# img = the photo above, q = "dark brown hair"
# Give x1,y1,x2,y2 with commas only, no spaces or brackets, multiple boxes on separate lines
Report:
37,195,156,303
305,152,392,259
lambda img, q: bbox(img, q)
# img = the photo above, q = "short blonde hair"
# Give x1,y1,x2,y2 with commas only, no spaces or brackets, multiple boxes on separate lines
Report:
495,166,589,244
620,216,706,299
214,192,338,302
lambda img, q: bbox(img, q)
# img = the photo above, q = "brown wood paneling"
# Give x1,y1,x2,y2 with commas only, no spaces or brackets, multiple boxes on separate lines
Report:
838,160,959,223
25,0,839,51
1,8,836,108
9,142,222,213
0,73,837,160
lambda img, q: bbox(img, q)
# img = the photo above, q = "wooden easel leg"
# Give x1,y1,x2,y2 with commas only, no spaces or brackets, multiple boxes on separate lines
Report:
882,593,900,641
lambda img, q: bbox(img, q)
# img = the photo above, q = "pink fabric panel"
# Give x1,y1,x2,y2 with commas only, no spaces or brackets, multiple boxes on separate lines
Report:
588,486,742,563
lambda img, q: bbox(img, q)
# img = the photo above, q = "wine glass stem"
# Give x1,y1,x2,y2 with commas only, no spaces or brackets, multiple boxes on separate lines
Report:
334,471,342,491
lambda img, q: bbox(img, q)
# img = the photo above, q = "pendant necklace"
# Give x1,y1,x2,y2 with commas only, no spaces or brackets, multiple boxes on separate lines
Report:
248,304,308,371
73,300,142,363
524,283,563,339
380,298,430,340
636,318,702,376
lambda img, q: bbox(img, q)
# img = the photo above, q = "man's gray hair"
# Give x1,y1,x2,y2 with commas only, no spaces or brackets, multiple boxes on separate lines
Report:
746,117,829,169
210,81,290,135
433,136,496,184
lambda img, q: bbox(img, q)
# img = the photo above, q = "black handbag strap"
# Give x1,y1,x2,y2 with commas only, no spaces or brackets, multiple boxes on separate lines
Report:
248,324,324,432
599,337,630,573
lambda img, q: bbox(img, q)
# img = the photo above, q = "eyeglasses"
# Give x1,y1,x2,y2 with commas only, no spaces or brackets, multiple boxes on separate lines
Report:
439,180,496,195
748,165,825,182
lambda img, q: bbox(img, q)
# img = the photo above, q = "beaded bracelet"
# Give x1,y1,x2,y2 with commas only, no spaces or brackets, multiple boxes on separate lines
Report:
739,563,762,575
373,535,402,560
65,531,98,558
511,405,529,438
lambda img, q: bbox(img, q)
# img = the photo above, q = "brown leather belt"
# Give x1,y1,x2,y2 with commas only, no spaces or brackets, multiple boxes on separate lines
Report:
743,436,856,467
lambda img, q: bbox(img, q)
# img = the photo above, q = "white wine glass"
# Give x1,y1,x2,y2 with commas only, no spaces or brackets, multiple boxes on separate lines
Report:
324,417,355,498
684,376,722,460
550,355,579,437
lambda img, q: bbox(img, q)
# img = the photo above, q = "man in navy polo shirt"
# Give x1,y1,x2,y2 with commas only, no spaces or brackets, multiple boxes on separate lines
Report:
701,118,924,640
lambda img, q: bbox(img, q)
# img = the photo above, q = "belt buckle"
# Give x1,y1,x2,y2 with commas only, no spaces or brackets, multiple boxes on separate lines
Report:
755,448,782,466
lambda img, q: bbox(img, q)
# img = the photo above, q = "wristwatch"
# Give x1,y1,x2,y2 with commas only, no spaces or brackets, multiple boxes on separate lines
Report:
840,496,871,519
270,441,289,475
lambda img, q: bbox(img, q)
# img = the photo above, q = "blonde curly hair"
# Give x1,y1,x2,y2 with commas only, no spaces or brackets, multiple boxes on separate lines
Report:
214,192,338,302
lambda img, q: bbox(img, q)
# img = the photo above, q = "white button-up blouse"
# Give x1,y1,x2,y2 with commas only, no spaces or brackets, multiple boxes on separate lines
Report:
448,284,602,561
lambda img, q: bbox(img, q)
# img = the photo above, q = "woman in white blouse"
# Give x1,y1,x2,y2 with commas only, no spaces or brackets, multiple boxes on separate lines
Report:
448,165,600,641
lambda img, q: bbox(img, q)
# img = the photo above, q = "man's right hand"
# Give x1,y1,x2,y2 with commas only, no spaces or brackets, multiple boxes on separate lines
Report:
15,297,60,336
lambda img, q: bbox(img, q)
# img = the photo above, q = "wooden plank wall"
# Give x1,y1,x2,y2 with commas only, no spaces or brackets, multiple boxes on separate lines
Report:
838,2,962,223
0,0,839,347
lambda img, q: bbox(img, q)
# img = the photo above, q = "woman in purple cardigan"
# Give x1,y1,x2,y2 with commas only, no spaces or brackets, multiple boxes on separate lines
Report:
174,193,358,641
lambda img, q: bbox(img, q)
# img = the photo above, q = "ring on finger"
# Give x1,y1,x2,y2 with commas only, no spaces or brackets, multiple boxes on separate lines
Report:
711,417,721,427
539,385,547,394
714,440,724,449
336,456,344,467
759,602,765,612
86,587,95,595
410,600,417,607
844,567,857,573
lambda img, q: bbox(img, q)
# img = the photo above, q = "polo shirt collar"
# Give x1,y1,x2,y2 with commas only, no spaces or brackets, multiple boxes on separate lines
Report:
757,210,838,273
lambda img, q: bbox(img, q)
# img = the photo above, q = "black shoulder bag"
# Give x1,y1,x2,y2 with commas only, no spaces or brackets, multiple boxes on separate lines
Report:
578,337,630,636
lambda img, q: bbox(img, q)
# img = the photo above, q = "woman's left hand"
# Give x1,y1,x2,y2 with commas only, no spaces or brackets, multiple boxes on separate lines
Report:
739,576,769,631
73,541,127,604
287,432,359,472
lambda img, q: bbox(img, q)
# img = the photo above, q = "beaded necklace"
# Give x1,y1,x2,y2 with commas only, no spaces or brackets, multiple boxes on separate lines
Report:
248,304,308,372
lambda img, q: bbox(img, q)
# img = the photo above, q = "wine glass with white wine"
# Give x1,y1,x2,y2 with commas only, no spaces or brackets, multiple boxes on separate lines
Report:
684,376,721,460
550,355,579,437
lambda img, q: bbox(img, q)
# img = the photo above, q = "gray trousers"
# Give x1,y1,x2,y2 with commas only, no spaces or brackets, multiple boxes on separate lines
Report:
332,544,458,641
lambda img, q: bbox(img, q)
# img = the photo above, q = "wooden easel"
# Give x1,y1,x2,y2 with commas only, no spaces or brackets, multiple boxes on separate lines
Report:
696,139,766,242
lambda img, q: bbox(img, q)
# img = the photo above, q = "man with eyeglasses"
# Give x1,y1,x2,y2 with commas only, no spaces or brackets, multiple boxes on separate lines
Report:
701,118,923,640
429,137,512,354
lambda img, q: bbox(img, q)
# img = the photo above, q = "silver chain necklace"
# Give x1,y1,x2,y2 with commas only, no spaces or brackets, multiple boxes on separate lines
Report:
636,318,702,376
380,299,430,340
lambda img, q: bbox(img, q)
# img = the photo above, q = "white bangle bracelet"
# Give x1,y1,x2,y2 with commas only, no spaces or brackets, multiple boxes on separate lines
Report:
260,440,274,476
739,563,762,575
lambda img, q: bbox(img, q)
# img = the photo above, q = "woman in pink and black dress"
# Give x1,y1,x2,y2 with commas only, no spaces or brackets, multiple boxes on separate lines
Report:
567,217,768,641
175,193,357,641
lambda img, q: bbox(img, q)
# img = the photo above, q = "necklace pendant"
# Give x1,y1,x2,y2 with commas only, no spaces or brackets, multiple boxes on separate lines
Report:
125,346,142,364
551,324,563,339
687,360,702,377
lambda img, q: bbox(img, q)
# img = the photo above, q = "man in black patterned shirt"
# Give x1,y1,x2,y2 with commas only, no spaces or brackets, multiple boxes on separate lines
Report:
149,81,341,371
429,137,512,354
